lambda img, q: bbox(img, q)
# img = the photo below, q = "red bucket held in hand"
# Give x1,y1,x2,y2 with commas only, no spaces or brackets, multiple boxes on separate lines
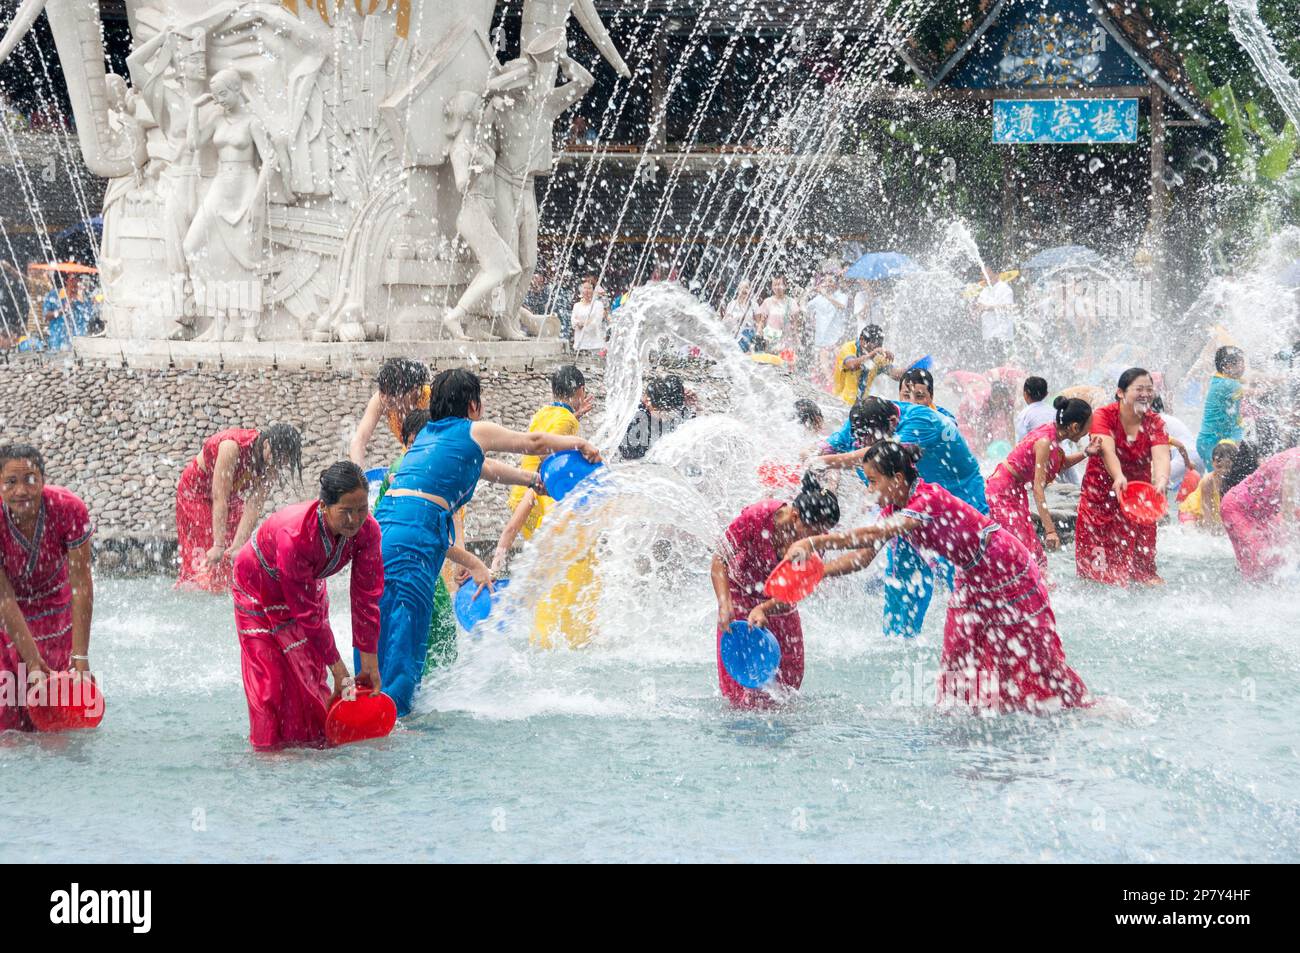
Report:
26,672,105,732
1119,481,1168,525
763,551,825,603
757,461,802,490
325,685,397,747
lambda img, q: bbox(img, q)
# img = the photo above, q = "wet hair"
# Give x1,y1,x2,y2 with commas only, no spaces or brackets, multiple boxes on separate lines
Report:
647,374,686,411
862,440,924,484
859,323,884,348
1024,376,1048,402
1116,367,1151,395
400,409,429,447
1150,396,1166,414
429,368,482,421
794,398,823,429
551,364,586,400
319,461,367,505
376,358,429,398
792,473,840,529
0,443,44,475
1221,440,1263,493
848,396,900,445
1053,396,1092,429
252,424,302,484
1215,345,1245,373
900,367,934,397
1211,439,1238,469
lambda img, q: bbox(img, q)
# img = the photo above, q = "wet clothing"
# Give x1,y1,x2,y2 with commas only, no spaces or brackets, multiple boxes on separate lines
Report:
1220,448,1300,582
888,481,1089,712
0,486,93,732
716,500,804,707
1196,374,1244,465
1075,404,1168,585
985,423,1066,572
175,428,261,592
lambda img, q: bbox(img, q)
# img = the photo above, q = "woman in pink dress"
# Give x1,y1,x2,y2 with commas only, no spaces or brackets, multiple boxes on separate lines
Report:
231,462,383,750
985,397,1093,573
175,424,301,592
1219,444,1300,582
0,444,95,731
1074,368,1171,585
785,441,1090,713
710,474,840,708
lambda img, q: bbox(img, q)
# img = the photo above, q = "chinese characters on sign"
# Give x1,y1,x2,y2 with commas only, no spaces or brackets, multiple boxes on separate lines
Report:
992,98,1138,144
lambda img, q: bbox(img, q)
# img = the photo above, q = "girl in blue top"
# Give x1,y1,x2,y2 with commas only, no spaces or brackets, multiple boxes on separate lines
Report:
374,368,600,715
1196,346,1246,464
819,395,987,637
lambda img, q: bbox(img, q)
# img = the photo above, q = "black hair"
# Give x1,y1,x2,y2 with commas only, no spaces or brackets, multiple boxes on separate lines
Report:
252,424,302,484
647,374,686,411
1116,367,1151,395
848,396,899,445
1150,396,1166,414
1211,440,1238,468
375,358,429,398
1222,440,1263,493
794,398,823,429
1052,396,1092,429
792,472,840,529
859,323,884,348
429,368,482,421
551,364,586,400
862,440,924,484
1024,376,1049,402
319,461,367,505
400,409,430,447
1215,345,1245,373
900,367,934,396
0,443,44,475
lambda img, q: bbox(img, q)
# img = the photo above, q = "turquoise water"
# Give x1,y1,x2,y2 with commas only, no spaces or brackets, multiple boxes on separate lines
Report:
3,527,1298,863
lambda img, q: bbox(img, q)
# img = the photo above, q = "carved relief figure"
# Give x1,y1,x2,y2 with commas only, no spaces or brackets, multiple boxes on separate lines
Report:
100,73,154,293
183,68,282,343
441,90,522,341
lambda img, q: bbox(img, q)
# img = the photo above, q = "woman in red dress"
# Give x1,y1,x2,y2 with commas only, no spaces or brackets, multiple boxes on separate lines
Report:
1074,368,1171,585
785,441,1090,713
175,424,301,592
985,396,1093,574
710,474,840,708
232,462,382,750
0,444,95,731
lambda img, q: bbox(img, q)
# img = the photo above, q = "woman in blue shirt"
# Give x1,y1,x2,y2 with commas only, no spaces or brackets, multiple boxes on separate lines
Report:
820,394,987,637
373,368,600,714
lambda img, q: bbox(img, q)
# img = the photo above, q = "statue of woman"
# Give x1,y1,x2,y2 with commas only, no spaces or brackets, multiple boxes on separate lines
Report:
182,69,284,343
440,90,522,341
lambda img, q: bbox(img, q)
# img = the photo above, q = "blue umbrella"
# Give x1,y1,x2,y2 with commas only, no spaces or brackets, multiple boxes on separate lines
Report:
1022,245,1102,271
845,251,921,281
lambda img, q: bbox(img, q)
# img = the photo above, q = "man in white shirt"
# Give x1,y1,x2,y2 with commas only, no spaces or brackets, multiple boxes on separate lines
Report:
571,276,608,352
976,267,1016,364
1015,376,1057,440
804,274,849,387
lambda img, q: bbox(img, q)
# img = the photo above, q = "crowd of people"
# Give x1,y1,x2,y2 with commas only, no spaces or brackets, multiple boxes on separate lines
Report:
3,289,1298,745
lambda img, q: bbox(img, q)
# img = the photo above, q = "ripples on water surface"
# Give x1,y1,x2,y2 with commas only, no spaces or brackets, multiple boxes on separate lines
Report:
3,524,1297,863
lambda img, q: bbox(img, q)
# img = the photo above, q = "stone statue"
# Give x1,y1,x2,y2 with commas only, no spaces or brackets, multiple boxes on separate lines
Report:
126,25,211,334
182,68,280,343
491,28,597,335
441,90,521,341
0,0,629,346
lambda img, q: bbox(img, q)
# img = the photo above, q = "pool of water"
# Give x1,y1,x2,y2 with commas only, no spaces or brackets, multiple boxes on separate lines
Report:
3,526,1297,863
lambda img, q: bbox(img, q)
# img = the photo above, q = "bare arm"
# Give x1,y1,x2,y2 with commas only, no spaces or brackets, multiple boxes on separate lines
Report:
822,545,883,578
1032,439,1058,546
480,458,543,490
1095,434,1126,492
492,491,538,574
227,483,268,557
471,420,600,461
349,392,386,466
1151,443,1171,495
208,440,239,558
0,567,48,675
711,551,734,631
813,450,867,471
67,541,93,673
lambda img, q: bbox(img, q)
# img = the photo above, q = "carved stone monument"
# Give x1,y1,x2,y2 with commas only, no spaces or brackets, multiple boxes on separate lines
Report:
0,0,629,347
